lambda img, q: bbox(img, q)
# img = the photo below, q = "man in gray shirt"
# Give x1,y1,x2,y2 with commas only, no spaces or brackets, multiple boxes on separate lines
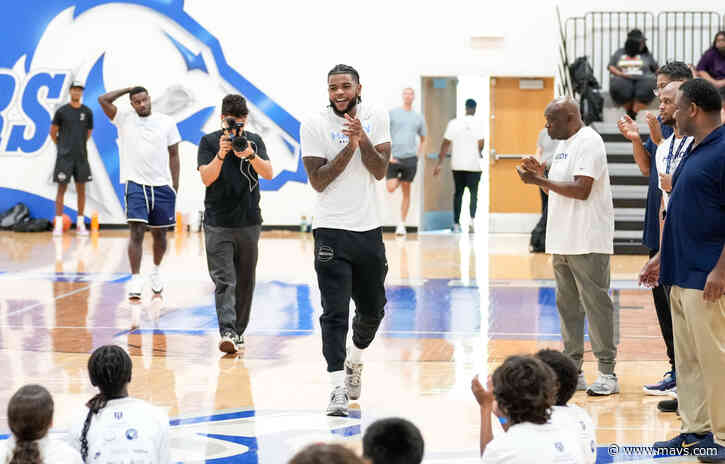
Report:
386,88,427,236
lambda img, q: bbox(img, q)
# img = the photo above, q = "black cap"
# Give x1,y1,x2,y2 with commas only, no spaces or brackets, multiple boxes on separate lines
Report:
465,98,477,109
628,29,647,41
70,80,84,90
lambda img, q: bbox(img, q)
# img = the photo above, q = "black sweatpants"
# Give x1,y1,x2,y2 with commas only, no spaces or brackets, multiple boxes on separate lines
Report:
205,224,260,337
649,248,675,372
314,227,388,372
452,170,482,225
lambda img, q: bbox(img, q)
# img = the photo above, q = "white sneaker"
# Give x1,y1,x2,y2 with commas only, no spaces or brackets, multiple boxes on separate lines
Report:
326,386,349,417
468,223,476,234
451,224,462,233
77,220,89,236
150,270,163,295
218,332,237,354
52,222,63,237
395,224,406,236
576,372,587,391
586,372,620,396
128,274,143,301
345,356,364,400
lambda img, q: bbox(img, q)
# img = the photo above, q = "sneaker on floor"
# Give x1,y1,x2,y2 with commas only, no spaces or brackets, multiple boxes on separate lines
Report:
658,398,678,413
469,223,475,234
326,386,349,417
576,372,587,391
653,432,711,454
643,370,676,396
451,224,462,233
395,224,406,236
234,334,245,351
52,222,63,237
698,438,725,462
128,274,143,301
77,221,89,237
218,332,237,354
586,372,619,396
345,355,363,401
150,270,163,295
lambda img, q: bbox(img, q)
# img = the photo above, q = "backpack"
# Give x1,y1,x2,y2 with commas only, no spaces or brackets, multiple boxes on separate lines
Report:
529,220,546,253
14,218,52,232
0,203,30,230
568,57,604,125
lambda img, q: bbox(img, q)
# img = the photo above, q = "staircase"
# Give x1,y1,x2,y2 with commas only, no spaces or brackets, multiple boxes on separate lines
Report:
592,122,651,255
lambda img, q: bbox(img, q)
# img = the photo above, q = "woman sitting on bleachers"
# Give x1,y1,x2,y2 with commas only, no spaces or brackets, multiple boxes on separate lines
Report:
607,29,659,120
696,31,725,99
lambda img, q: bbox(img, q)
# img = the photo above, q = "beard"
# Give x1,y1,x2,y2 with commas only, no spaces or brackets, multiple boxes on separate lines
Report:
329,97,358,117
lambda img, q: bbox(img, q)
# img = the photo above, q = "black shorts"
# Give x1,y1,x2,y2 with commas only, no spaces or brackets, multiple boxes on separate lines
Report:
609,75,656,105
53,153,92,183
385,156,417,182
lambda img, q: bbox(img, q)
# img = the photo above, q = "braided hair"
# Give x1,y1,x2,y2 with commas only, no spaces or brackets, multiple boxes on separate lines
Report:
7,385,54,464
79,345,133,462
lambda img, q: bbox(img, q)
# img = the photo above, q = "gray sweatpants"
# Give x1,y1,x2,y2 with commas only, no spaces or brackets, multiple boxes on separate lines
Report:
552,253,618,375
204,224,261,336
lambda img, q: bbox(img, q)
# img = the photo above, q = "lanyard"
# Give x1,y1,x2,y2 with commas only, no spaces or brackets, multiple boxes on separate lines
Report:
666,136,688,174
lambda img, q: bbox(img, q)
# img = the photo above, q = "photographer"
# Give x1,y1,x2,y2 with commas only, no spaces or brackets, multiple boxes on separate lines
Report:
198,94,273,354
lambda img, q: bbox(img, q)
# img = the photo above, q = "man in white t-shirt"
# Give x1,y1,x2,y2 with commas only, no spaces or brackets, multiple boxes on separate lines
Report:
517,97,618,397
301,65,391,417
654,81,693,214
98,86,181,308
434,99,485,233
471,356,584,464
536,349,597,464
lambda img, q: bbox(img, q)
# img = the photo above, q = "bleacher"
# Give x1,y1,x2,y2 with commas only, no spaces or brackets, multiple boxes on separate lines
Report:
559,10,724,254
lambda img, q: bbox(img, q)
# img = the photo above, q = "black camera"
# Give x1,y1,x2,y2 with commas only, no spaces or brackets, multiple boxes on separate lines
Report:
224,117,248,152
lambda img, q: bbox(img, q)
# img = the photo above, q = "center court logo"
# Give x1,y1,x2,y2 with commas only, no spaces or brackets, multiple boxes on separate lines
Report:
0,0,307,220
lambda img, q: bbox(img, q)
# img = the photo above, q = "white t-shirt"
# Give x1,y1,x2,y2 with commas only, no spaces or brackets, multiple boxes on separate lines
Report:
66,397,170,464
482,421,584,464
0,436,82,464
113,111,181,187
300,103,391,231
655,134,693,209
546,127,614,255
443,115,485,172
551,405,597,464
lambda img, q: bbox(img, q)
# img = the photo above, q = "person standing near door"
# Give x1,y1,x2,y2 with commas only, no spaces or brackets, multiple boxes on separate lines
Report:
434,99,485,233
386,87,427,237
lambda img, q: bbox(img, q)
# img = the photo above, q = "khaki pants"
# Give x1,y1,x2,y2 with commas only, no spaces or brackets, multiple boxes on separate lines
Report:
670,286,725,445
553,253,617,375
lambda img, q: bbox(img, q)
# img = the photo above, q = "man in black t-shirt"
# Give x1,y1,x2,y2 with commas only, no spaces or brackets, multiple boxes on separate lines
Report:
50,80,94,236
197,94,274,354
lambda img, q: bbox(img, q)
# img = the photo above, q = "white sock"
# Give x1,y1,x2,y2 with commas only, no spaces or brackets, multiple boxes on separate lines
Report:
329,370,345,389
152,264,161,275
54,216,63,229
348,344,364,363
77,216,86,229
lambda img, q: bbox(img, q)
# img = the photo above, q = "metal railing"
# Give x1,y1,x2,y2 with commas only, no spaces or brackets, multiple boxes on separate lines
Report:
563,10,723,93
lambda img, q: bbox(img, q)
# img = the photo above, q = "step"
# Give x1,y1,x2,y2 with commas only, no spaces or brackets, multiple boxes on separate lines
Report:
612,185,648,197
615,229,643,240
609,163,645,177
610,175,648,186
615,208,645,220
614,198,646,208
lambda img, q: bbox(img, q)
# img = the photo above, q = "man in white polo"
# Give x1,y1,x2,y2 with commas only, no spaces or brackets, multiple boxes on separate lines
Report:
516,97,618,396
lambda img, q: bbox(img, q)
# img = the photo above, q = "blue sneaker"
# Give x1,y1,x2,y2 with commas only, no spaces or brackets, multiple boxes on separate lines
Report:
643,371,676,396
697,434,725,462
653,432,710,454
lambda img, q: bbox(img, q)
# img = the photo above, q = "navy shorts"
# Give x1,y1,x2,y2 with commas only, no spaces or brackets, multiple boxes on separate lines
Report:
125,181,176,228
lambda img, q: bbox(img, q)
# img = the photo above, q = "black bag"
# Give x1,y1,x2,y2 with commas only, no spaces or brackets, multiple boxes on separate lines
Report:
14,218,51,232
0,203,30,230
529,221,546,253
569,57,604,125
